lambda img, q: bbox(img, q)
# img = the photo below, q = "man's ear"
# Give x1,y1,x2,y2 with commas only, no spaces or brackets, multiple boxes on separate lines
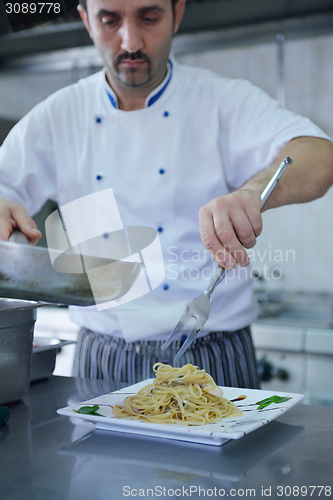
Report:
78,4,92,38
173,0,186,35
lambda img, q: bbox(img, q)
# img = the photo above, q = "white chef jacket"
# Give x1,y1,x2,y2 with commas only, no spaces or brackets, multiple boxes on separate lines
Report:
0,59,329,342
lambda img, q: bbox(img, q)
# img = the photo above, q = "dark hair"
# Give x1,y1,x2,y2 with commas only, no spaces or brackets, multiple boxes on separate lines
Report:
79,0,180,13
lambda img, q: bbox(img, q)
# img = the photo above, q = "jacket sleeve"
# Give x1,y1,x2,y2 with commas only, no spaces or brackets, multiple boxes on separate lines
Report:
218,78,331,190
0,99,58,216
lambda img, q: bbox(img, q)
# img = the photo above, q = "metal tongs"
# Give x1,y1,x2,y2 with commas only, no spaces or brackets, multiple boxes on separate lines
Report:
162,156,293,361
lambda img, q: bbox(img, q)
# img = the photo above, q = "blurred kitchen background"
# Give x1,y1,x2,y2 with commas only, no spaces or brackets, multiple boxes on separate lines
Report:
0,0,333,404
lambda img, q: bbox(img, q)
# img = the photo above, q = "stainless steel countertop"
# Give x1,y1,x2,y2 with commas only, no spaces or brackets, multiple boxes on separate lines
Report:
254,291,333,329
1,376,332,499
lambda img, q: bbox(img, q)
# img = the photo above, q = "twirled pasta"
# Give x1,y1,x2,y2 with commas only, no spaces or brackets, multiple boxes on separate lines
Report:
113,363,242,425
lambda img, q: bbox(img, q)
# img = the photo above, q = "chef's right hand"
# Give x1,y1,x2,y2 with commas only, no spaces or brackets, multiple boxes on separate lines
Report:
0,198,42,245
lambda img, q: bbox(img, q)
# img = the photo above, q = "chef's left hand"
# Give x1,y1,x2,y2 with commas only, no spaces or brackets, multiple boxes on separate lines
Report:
199,137,333,269
198,187,263,269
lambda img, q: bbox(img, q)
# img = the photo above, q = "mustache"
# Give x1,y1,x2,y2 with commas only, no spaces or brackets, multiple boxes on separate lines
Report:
114,51,151,65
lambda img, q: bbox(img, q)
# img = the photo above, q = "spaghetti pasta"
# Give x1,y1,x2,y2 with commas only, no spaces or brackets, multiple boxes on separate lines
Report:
113,363,242,425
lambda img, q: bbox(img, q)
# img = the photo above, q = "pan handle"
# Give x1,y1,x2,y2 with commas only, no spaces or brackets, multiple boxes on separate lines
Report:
9,230,30,245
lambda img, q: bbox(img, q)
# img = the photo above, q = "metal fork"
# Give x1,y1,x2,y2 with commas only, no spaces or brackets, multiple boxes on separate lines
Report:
162,156,293,361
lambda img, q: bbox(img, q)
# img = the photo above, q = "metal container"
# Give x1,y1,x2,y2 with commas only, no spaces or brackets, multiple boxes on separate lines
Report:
0,233,142,306
31,338,74,382
0,299,39,405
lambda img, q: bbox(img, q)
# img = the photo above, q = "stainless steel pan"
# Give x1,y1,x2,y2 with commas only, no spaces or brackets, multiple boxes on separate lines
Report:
0,232,141,306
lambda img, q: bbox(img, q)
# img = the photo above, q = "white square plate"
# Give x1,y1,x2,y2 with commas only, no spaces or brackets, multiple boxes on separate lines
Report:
57,380,304,446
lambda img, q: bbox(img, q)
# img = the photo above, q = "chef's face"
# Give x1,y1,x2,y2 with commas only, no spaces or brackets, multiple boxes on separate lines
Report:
78,0,185,91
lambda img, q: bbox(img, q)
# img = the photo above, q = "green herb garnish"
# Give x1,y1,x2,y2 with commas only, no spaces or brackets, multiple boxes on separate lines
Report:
256,395,291,410
73,405,104,417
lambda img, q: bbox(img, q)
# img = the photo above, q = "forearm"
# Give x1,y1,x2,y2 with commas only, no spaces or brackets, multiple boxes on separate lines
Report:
242,136,333,210
199,135,333,268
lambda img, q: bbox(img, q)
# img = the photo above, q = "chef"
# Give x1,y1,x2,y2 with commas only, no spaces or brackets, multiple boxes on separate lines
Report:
0,0,332,387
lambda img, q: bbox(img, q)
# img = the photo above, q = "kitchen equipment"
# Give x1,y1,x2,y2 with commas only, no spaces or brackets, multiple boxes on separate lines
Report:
0,299,39,405
0,406,9,426
252,292,333,404
31,337,75,382
162,156,293,360
0,231,141,306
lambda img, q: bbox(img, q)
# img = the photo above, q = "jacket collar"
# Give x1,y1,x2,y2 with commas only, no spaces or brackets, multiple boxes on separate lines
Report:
103,59,173,110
